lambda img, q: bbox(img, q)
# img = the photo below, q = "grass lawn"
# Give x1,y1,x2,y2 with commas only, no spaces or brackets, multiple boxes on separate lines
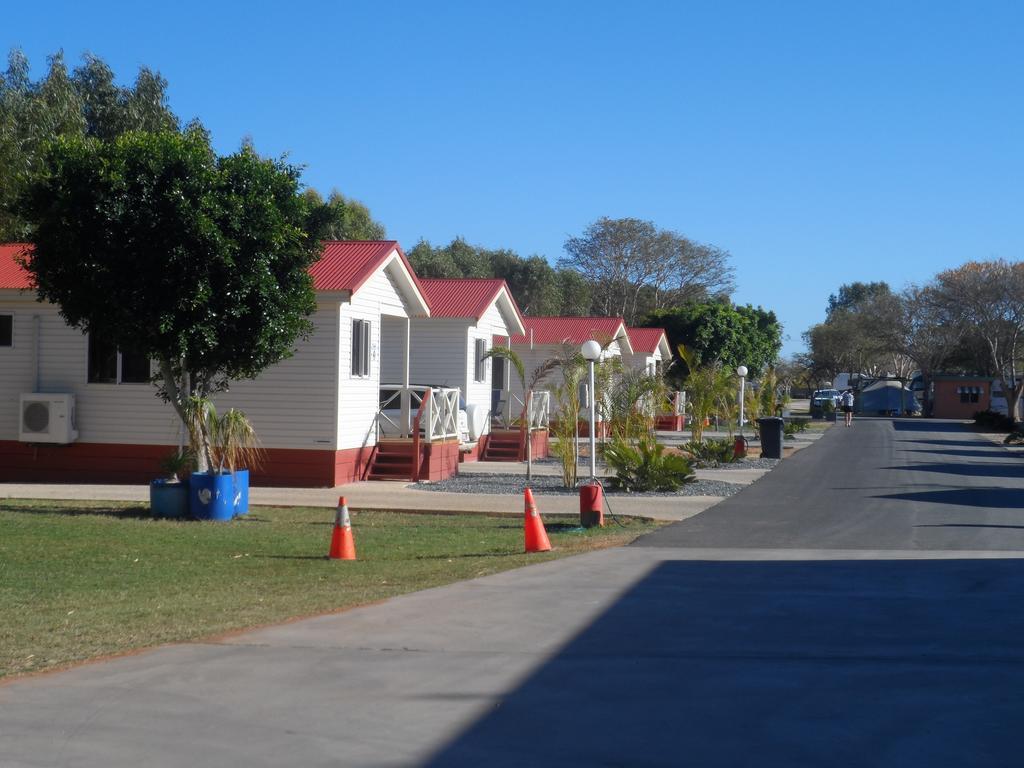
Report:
0,499,658,680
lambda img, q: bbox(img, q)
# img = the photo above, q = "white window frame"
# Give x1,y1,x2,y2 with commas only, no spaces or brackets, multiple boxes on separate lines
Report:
474,338,488,383
351,319,371,378
0,313,13,348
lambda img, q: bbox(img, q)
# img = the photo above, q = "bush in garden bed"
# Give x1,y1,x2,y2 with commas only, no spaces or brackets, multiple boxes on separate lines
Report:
604,438,697,492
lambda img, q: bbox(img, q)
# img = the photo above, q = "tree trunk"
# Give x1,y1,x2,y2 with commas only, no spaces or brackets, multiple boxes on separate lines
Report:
158,357,211,473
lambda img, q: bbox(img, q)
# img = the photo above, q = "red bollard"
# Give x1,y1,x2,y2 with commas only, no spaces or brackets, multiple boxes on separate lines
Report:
733,436,747,459
579,482,604,528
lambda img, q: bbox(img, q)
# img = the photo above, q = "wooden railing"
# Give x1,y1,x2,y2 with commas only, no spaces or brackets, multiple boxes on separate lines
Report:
411,388,429,481
378,384,461,442
515,389,551,461
658,391,685,417
492,388,550,431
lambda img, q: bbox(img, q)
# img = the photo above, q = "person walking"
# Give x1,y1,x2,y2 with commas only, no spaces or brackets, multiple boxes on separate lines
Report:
841,389,855,427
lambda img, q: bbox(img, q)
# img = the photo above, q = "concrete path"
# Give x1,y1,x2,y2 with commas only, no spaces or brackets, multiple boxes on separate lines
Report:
8,419,1020,766
1,430,825,521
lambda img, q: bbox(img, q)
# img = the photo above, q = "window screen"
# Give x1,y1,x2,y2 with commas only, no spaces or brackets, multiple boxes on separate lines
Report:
120,348,152,383
474,338,487,382
88,334,151,383
0,315,11,347
88,334,119,383
352,319,371,377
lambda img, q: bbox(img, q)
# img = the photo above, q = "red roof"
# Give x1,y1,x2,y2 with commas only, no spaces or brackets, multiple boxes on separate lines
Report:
310,241,418,293
627,327,669,354
0,244,33,289
508,316,628,346
1,241,423,300
419,278,523,321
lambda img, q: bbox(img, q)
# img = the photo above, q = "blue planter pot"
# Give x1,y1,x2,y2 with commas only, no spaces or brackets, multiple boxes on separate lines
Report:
188,470,251,520
189,472,236,521
150,479,189,518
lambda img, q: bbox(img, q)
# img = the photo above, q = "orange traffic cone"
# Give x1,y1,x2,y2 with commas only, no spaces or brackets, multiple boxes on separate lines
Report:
524,487,552,553
328,496,357,560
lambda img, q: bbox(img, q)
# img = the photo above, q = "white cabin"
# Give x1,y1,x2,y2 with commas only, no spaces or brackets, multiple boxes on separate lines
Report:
624,327,672,376
502,316,633,405
398,279,526,460
0,241,474,487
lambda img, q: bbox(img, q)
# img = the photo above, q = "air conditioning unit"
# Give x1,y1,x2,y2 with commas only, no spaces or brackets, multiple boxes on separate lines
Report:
19,394,78,444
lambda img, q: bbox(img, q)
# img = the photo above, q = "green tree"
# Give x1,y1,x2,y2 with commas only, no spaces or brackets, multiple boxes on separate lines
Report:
560,217,735,323
303,189,386,241
646,302,782,380
407,236,591,316
0,48,179,240
826,281,892,319
18,129,334,470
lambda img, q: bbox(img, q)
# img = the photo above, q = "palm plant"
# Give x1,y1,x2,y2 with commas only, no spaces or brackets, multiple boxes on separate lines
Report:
606,369,662,440
548,343,586,488
604,437,697,492
482,345,559,484
182,396,262,475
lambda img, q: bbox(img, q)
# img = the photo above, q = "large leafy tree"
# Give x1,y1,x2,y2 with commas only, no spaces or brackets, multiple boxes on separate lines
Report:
646,302,782,380
805,281,912,382
407,237,586,316
18,128,334,469
303,188,386,241
934,260,1024,422
560,217,735,324
0,49,178,240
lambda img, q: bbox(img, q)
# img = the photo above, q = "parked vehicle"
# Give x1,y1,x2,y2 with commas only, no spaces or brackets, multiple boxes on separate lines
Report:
811,389,841,408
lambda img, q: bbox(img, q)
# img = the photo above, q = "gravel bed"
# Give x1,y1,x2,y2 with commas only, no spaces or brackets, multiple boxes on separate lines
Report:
410,473,747,498
700,457,781,471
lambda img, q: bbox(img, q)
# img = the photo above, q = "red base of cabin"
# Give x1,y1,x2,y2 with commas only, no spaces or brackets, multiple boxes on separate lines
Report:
0,440,447,488
655,415,685,431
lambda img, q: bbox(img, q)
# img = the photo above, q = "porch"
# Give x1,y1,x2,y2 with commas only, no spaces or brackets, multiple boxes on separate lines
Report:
370,385,462,481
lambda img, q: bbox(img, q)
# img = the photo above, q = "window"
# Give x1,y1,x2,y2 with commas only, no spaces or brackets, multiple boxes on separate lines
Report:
0,314,12,347
957,385,981,404
474,338,487,382
352,319,371,377
88,334,151,384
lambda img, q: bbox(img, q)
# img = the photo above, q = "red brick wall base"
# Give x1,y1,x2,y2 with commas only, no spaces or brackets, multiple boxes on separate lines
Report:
418,439,461,482
0,440,379,488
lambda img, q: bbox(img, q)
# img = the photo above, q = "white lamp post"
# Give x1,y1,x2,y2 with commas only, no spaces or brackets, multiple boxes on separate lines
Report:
736,365,748,437
581,340,602,481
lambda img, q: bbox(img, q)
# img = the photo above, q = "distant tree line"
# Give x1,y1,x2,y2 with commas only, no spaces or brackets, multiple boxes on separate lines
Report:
801,261,1024,420
2,48,782,389
409,217,736,325
0,49,380,242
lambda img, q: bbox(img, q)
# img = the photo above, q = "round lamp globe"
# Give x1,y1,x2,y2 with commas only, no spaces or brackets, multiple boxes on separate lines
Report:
581,340,602,361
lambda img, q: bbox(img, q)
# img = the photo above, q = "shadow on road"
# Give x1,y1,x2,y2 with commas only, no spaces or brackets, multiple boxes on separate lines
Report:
903,448,1015,459
874,488,1024,509
422,559,1024,768
887,462,1024,479
891,419,973,434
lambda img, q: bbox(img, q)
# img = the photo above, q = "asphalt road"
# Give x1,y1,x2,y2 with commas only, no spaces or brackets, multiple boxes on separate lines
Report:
638,417,1024,550
4,419,1024,767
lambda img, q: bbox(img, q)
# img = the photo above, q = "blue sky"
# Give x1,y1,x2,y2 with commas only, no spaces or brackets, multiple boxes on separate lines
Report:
5,1,1022,355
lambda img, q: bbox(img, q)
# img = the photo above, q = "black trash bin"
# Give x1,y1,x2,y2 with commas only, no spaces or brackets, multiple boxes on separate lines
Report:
758,417,784,459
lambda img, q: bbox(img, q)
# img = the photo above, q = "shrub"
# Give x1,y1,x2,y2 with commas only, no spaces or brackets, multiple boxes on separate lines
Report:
603,438,697,492
681,438,738,466
975,409,1015,431
784,420,810,439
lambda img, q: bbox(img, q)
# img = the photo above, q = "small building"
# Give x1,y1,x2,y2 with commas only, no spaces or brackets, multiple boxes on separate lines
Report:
930,376,994,420
408,278,528,461
503,316,633,403
0,241,473,487
624,327,672,376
